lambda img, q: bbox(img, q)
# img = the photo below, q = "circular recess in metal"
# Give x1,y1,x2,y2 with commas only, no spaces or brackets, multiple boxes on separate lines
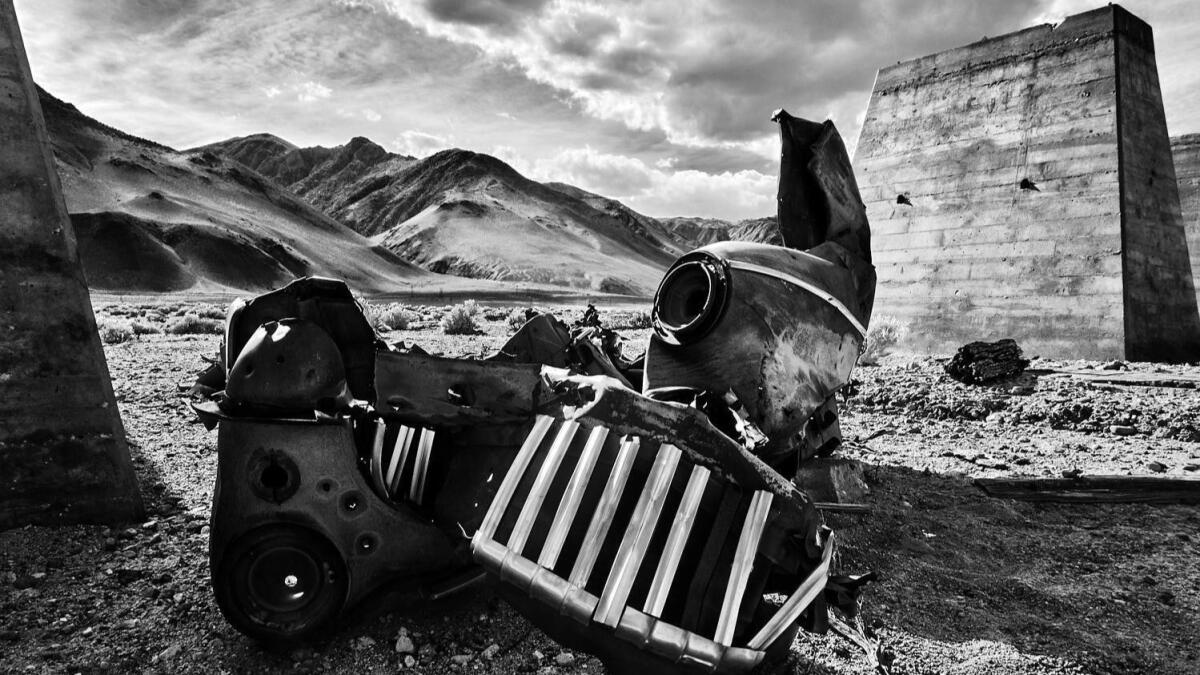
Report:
652,252,730,345
213,524,348,644
247,449,300,504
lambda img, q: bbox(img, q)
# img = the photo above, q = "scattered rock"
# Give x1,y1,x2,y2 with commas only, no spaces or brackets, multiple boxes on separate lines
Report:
481,644,500,660
12,575,39,590
394,628,415,654
1109,425,1137,436
450,653,473,665
152,644,182,663
1146,461,1168,473
554,652,576,666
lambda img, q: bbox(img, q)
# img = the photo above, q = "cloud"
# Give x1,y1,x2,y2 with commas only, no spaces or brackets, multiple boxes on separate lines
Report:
296,81,332,102
423,0,551,31
15,0,1200,221
376,0,1056,153
511,145,774,220
391,130,452,157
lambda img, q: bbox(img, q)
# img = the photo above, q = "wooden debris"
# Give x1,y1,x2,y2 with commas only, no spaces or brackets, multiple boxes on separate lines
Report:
814,502,872,515
976,475,1200,504
944,339,1030,384
1041,369,1200,389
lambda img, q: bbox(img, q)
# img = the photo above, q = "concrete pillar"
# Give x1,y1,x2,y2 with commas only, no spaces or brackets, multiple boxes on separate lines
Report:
1173,134,1200,317
854,5,1200,362
0,0,143,528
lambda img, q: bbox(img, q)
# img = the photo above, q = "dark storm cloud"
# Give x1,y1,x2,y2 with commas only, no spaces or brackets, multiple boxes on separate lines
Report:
424,0,550,31
541,10,619,58
649,0,1045,142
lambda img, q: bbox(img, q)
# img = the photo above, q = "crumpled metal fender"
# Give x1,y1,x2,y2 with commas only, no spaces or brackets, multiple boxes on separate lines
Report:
646,112,876,463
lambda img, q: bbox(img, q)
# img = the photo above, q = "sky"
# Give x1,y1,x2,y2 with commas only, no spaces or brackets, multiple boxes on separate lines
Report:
14,0,1200,221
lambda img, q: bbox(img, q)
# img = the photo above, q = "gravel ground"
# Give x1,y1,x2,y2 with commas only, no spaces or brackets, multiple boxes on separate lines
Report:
2,302,1198,674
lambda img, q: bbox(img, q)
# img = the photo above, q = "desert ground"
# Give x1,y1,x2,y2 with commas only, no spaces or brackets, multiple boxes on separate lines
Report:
2,297,1198,675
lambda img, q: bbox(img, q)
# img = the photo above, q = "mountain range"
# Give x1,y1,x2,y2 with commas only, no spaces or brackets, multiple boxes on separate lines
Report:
42,87,775,297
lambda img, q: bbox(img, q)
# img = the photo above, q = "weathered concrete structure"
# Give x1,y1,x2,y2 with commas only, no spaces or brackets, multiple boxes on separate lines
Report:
855,5,1200,362
0,0,142,528
1174,134,1200,313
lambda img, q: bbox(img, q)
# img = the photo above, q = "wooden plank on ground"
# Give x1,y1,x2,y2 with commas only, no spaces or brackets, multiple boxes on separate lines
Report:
1040,369,1200,389
976,475,1200,504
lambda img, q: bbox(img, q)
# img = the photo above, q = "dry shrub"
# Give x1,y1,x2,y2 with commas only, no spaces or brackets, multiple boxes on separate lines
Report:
377,305,419,331
507,307,537,333
165,314,223,335
482,306,508,321
98,319,133,344
859,315,904,366
130,320,160,336
194,305,226,320
610,310,653,330
441,300,481,335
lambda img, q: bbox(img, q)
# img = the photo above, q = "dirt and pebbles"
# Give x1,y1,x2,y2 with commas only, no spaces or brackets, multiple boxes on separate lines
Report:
2,302,1198,674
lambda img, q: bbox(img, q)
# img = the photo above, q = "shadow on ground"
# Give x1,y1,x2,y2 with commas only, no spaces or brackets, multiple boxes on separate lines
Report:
824,463,1200,674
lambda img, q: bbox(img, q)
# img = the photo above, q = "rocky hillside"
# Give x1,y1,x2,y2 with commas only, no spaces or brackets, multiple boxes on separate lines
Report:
41,88,431,293
658,215,781,249
197,136,685,295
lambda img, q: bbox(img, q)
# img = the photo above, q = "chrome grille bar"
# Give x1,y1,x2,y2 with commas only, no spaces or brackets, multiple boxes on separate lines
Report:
568,435,640,587
369,418,387,496
410,428,436,504
538,425,610,568
713,490,773,646
477,414,555,540
643,463,710,618
594,443,682,627
386,425,415,497
508,420,580,553
746,532,834,650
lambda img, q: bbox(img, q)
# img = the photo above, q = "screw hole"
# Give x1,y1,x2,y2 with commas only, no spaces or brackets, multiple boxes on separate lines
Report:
260,463,289,491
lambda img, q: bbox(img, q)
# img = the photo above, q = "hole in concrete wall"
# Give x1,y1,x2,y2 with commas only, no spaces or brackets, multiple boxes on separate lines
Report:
1020,178,1040,191
896,194,912,205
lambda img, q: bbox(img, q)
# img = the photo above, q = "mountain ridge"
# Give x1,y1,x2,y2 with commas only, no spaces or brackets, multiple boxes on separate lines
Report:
39,86,433,294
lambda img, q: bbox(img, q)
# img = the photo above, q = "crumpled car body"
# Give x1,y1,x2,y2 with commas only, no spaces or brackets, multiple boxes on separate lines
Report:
194,110,874,673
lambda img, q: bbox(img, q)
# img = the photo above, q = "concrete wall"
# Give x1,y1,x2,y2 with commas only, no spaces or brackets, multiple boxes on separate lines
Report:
1174,134,1200,317
0,0,143,528
854,5,1200,361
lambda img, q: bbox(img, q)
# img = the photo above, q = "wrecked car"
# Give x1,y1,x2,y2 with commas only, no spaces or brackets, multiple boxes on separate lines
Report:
192,109,875,673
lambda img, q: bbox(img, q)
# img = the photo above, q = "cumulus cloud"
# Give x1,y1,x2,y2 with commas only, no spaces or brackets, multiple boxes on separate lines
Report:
373,0,1057,153
296,81,332,102
391,130,453,157
512,145,774,220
